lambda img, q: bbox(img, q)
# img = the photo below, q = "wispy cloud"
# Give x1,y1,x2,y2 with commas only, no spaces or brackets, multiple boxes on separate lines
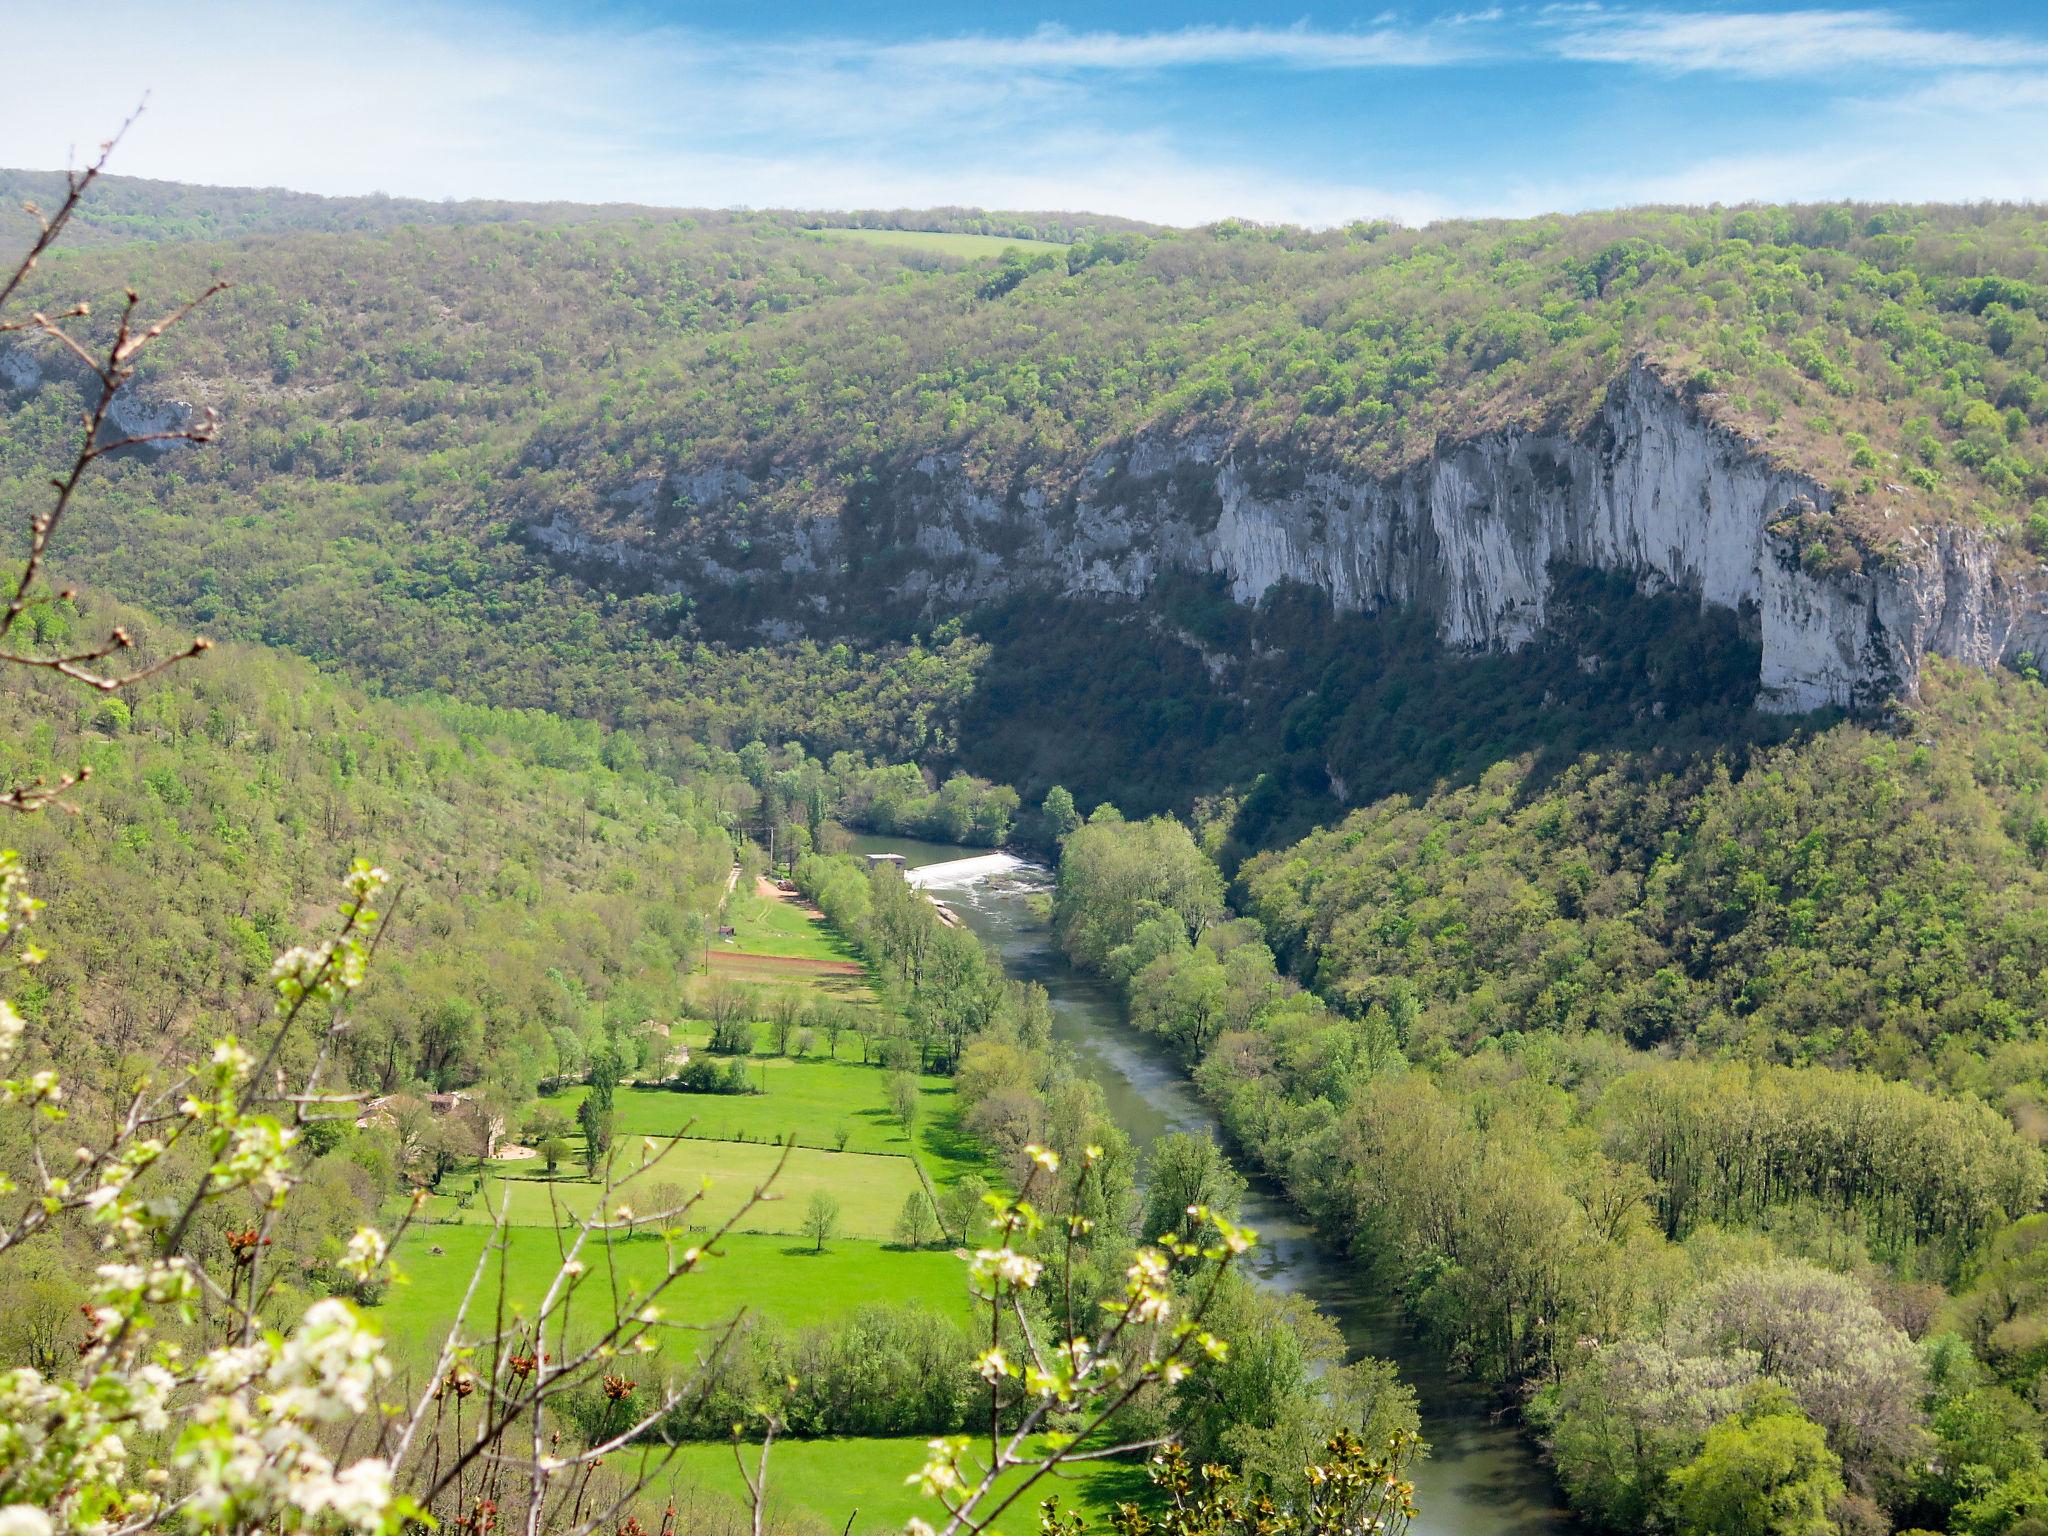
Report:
4,1,2047,227
1555,7,2048,77
877,23,1469,73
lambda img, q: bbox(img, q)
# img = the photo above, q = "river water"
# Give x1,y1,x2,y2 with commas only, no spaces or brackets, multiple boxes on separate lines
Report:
846,833,1572,1536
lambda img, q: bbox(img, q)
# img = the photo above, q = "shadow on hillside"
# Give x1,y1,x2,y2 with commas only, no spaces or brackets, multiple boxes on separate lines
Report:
953,566,1839,859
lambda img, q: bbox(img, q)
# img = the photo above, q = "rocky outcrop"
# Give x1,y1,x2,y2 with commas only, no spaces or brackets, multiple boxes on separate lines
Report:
554,360,2046,713
0,341,203,452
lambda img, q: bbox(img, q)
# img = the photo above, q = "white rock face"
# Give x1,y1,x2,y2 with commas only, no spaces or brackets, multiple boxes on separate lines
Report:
0,346,42,392
3,343,199,452
103,389,200,451
627,358,2039,714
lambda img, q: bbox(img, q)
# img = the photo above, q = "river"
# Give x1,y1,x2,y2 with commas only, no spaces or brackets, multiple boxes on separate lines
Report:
847,833,1572,1536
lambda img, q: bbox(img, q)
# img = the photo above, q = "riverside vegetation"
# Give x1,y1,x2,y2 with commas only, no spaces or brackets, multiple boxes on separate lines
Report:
1048,698,2048,1536
15,154,2048,1536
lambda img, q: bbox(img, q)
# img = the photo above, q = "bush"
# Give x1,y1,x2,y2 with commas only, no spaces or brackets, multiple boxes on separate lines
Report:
707,1017,754,1055
665,1057,752,1094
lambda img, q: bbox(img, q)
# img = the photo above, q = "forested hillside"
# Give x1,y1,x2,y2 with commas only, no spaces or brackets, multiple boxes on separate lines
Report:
1053,736,2048,1536
20,164,2048,1536
0,585,737,1105
10,182,2048,830
513,202,2048,549
1241,662,2048,1080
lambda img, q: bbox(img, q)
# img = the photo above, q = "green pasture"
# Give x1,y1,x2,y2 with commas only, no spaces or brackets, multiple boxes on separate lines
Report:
809,228,1069,259
649,1434,1146,1536
375,1225,969,1358
418,1140,927,1239
550,1071,990,1178
717,882,864,966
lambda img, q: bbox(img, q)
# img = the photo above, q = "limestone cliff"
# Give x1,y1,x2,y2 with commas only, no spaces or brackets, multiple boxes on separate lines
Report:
532,359,2048,714
0,343,202,452
9,327,2042,714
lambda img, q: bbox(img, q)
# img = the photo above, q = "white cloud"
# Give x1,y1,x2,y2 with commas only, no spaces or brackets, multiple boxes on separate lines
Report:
0,2,1464,223
2,1,2046,228
878,22,1467,72
1556,7,2048,77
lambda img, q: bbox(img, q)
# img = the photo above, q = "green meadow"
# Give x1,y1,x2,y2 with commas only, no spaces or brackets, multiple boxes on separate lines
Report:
368,872,1032,1522
380,1226,968,1357
414,1140,928,1237
648,1434,1147,1536
808,227,1069,258
556,1069,990,1173
717,880,868,966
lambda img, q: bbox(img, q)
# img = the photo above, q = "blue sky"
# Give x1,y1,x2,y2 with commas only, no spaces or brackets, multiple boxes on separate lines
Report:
8,2,2048,224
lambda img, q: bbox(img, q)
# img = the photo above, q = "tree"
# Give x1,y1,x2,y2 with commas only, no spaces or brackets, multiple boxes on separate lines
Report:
1676,1261,1927,1492
803,1191,841,1253
1143,1132,1247,1251
889,1071,920,1133
704,981,754,1053
1665,1396,1844,1536
539,1137,573,1177
576,1076,615,1177
0,1250,86,1373
896,1190,940,1248
1170,1275,1421,1508
642,1181,689,1232
524,1104,573,1145
938,1173,990,1244
424,1114,483,1189
770,990,802,1054
1042,784,1081,841
1549,1338,1758,1531
709,1015,754,1055
1053,814,1223,972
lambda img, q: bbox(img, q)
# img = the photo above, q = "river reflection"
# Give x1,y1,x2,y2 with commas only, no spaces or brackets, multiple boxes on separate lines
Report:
846,833,1574,1536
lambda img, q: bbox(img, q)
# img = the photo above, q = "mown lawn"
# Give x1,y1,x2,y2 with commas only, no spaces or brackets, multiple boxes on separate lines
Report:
550,1071,984,1169
646,1434,1148,1536
809,228,1069,259
376,1226,970,1360
418,1141,928,1239
718,881,864,966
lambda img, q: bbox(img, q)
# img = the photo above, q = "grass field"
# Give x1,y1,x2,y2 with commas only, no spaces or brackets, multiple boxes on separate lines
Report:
704,882,873,995
720,880,865,966
377,862,1036,1516
809,228,1069,258
649,1435,1147,1536
420,1140,927,1239
552,1068,980,1165
377,1226,969,1357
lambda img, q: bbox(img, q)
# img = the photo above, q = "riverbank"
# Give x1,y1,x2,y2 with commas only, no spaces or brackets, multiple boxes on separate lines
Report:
845,831,1573,1536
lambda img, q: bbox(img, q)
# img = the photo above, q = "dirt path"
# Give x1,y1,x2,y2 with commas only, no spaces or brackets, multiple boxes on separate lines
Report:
707,950,864,977
754,872,828,921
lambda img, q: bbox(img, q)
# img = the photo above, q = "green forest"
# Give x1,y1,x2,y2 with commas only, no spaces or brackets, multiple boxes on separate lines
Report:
14,151,2048,1536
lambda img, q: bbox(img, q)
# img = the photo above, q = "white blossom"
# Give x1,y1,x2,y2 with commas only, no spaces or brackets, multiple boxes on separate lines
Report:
340,1226,388,1281
970,1247,1042,1289
267,1299,391,1422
